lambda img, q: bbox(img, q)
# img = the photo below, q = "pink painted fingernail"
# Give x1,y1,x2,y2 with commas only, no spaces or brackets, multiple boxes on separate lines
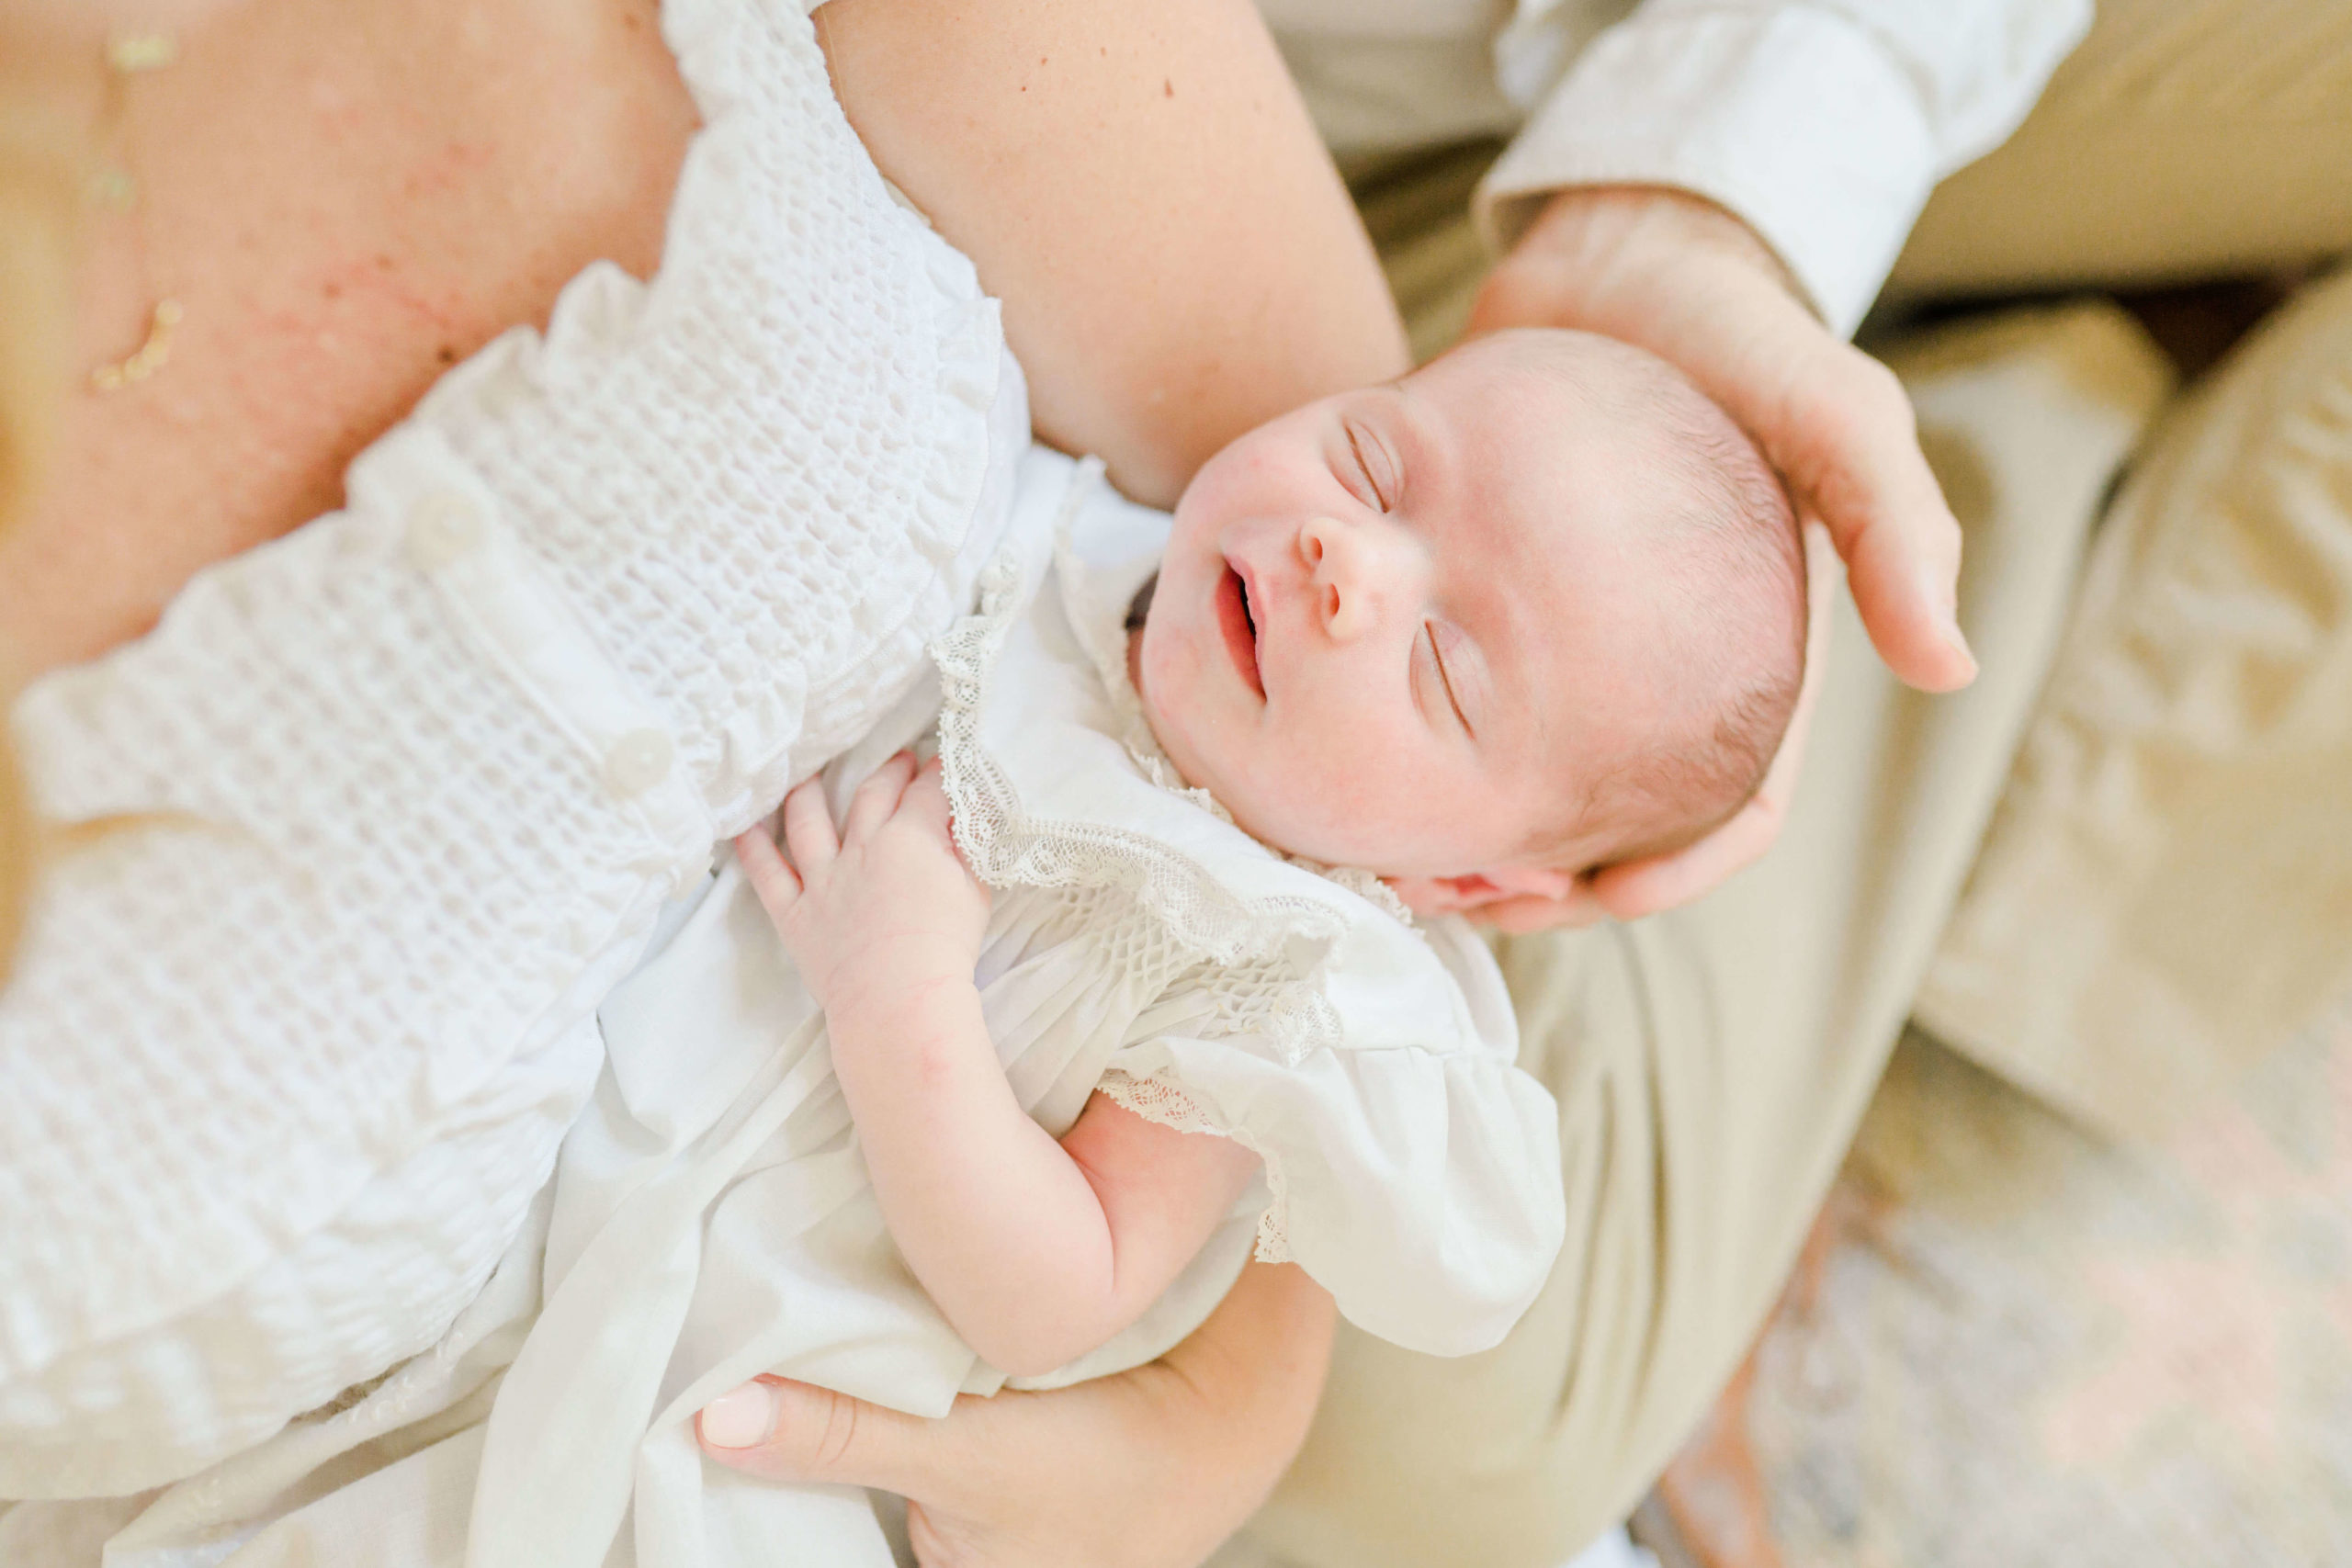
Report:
699,1382,777,1449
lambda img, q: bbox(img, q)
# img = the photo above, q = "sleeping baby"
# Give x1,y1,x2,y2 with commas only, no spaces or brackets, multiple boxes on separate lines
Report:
465,328,1805,1567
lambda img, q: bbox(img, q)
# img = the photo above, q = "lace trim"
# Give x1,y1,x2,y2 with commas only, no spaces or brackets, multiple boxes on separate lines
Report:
1097,1068,1291,1265
931,463,1357,1061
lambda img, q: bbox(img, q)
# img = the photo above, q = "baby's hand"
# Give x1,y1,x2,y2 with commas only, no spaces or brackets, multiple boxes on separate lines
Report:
734,752,990,1019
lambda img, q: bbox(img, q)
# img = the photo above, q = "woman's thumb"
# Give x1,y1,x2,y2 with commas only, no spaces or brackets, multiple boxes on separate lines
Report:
697,1376,938,1498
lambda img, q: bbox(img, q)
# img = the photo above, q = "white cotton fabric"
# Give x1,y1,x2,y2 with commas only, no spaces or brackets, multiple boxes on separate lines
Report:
0,0,1031,1501
1261,0,2091,335
0,448,1563,1568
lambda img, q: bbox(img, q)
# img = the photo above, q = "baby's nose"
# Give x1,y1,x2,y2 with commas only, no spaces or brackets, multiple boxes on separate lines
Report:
1301,516,1376,642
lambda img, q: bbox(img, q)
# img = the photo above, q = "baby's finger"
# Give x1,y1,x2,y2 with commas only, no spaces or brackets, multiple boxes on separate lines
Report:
900,765,984,889
781,777,841,875
897,757,960,839
842,751,920,842
732,829,802,924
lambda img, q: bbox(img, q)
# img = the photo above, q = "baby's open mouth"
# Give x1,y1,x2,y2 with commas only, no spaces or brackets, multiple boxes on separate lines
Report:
1216,564,1264,699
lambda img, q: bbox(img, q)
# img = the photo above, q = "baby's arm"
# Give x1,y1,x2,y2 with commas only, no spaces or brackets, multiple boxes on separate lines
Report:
736,755,1261,1379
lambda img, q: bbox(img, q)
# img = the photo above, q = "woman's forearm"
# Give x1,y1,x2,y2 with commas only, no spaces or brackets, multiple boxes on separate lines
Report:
814,0,1409,508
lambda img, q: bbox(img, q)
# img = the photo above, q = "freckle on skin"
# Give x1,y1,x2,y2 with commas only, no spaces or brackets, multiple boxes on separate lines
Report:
1164,79,1174,97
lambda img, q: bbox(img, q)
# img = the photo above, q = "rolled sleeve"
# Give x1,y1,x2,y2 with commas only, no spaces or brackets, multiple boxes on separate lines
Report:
1476,1,2091,337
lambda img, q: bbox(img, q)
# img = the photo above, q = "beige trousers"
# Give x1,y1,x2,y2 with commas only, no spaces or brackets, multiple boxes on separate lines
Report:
1234,3,2352,1562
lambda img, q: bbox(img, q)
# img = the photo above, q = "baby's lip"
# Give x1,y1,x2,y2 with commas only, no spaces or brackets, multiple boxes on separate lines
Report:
1216,560,1265,700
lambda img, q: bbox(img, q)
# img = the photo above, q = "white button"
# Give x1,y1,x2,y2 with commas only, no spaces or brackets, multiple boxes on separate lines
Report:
603,728,675,798
406,491,486,571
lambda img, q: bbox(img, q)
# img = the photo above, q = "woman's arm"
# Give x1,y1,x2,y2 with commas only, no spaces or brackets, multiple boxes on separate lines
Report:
814,0,1410,508
736,759,1262,1379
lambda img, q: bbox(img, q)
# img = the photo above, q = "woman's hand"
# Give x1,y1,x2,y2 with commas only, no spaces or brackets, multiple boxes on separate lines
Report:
697,1261,1337,1568
1479,521,1840,933
1473,185,1973,694
1467,186,1974,928
734,752,989,1017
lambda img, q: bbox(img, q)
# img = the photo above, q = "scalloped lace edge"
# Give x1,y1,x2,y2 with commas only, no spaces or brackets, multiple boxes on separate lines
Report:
1097,1068,1290,1265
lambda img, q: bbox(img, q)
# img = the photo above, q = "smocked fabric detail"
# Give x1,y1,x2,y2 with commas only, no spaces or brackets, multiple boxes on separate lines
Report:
0,0,1022,1496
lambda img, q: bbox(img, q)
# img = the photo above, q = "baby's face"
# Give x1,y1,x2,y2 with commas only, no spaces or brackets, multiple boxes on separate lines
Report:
1134,343,1687,883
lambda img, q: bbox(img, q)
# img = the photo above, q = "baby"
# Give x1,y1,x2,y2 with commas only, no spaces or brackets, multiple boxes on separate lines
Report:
739,325,1805,1380
470,328,1803,1567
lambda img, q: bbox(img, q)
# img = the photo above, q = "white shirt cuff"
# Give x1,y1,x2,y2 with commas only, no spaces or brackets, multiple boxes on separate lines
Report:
1476,7,1939,338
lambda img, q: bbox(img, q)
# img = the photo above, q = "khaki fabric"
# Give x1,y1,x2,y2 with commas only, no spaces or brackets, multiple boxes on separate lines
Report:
1894,0,2352,1140
1888,0,2352,300
1227,305,2174,1568
1917,267,2352,1140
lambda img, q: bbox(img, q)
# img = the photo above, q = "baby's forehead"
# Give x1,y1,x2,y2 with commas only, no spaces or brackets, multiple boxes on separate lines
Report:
1412,333,1792,731
1412,341,1696,565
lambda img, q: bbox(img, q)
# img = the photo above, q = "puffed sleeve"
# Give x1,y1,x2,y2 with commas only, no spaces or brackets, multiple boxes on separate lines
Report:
1476,0,2091,336
1101,919,1565,1358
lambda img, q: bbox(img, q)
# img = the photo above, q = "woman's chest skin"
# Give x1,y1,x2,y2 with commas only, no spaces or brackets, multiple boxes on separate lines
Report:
2,0,698,675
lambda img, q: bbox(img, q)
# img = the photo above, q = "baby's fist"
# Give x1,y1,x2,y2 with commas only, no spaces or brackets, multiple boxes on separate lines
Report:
734,751,990,1015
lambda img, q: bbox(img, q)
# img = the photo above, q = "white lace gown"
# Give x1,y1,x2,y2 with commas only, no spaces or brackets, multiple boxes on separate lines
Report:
472,448,1565,1568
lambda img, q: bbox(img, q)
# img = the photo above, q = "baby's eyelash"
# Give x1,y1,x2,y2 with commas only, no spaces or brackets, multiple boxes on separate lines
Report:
1345,422,1391,513
1425,622,1473,737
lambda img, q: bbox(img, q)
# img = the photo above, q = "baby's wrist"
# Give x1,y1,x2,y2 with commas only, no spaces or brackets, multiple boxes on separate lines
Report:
822,944,981,1035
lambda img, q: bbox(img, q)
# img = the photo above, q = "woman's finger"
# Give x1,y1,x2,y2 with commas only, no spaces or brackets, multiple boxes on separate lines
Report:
1477,885,1611,934
1474,185,1975,694
698,1263,1332,1568
699,1376,967,1510
1659,291,1974,694
780,777,841,875
842,751,920,843
732,829,802,921
1764,344,1975,693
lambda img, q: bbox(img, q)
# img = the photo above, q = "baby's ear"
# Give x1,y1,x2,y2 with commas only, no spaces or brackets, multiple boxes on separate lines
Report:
1385,863,1581,916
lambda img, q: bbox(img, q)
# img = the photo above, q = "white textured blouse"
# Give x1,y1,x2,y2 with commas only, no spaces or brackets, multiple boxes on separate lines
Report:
0,0,1029,1499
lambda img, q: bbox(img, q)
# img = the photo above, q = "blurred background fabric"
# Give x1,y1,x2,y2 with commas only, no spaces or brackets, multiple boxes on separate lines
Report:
1648,1000,2352,1568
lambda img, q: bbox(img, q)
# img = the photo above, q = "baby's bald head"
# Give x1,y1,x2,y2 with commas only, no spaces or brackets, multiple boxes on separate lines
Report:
1442,331,1806,872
